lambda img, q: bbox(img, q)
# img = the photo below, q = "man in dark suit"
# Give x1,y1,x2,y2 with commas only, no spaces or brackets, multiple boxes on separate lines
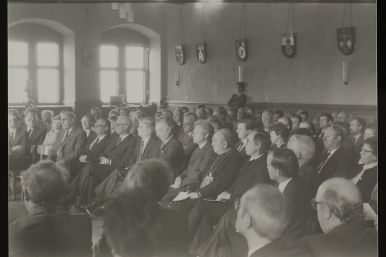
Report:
8,111,30,172
24,111,47,164
162,119,215,204
287,134,318,195
301,178,378,257
235,185,312,257
81,113,97,146
155,116,184,178
227,82,247,111
170,128,243,217
178,112,198,170
316,125,356,187
189,131,271,254
48,111,87,180
70,116,138,205
234,119,257,159
93,117,162,205
267,148,312,237
9,160,92,257
63,118,112,205
349,117,365,153
316,113,333,158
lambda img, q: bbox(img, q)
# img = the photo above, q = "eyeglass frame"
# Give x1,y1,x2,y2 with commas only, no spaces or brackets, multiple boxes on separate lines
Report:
310,198,329,210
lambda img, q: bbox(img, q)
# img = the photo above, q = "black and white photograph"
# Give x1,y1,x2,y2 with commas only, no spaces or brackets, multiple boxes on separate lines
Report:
7,1,377,257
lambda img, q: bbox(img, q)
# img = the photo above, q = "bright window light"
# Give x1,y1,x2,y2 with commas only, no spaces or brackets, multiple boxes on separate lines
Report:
126,71,144,103
37,43,59,66
100,45,119,68
100,70,119,103
125,46,144,69
8,41,28,66
37,68,59,103
8,68,28,103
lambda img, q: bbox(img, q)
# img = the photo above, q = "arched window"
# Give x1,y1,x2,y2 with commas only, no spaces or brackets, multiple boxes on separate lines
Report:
99,28,149,104
8,23,63,105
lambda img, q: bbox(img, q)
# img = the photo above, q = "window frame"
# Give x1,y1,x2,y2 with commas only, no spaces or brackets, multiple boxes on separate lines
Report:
99,43,149,105
7,24,64,106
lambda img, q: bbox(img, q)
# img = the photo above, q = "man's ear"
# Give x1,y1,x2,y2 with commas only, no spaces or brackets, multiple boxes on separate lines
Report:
244,212,253,230
294,151,301,159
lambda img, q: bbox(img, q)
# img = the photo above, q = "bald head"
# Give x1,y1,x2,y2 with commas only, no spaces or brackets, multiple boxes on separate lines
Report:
236,184,290,241
316,178,363,233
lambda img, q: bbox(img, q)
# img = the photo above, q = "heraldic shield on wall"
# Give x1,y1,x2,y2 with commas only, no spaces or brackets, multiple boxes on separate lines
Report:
175,44,185,65
281,33,297,58
337,27,356,56
235,39,248,62
196,43,207,64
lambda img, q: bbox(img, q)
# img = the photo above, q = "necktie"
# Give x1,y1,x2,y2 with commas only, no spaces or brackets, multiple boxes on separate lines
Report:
137,140,145,161
317,152,331,174
116,136,122,146
28,129,33,138
90,137,100,150
56,130,69,161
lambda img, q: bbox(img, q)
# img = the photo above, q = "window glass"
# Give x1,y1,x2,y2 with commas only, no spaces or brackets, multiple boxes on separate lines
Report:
37,68,59,103
8,68,28,103
125,46,144,69
37,43,59,66
100,45,119,68
8,41,28,66
126,71,144,103
100,70,119,103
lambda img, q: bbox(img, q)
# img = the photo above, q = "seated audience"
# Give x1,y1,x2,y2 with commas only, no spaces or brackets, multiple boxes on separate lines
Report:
8,111,30,172
48,111,87,180
9,160,92,257
103,159,189,257
278,116,292,131
273,110,284,124
290,114,302,131
235,118,257,158
316,125,356,186
93,117,162,205
41,115,62,158
236,185,312,257
108,115,118,134
90,106,102,122
298,110,309,122
206,107,214,117
266,148,311,237
81,113,97,145
164,120,215,201
364,124,377,140
337,110,349,125
349,117,366,152
41,109,54,131
64,118,113,206
189,131,271,254
181,106,189,115
67,116,138,206
196,105,208,120
209,116,223,132
173,108,184,133
287,134,318,194
270,123,289,149
351,137,377,202
178,112,199,169
301,178,377,257
25,111,47,164
155,116,184,178
261,110,273,132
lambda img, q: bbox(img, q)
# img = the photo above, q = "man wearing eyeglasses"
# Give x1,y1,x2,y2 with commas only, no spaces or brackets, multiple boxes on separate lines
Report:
63,116,138,207
301,178,377,257
63,118,113,206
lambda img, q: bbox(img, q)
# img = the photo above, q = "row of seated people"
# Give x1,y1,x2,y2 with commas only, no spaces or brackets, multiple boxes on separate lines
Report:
9,157,377,257
8,105,377,256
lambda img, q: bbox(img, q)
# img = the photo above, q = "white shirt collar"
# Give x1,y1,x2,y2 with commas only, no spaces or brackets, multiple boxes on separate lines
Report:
328,146,340,156
84,129,91,137
67,127,74,135
249,153,263,162
97,133,107,141
163,135,173,145
278,178,292,193
248,246,261,257
352,162,377,184
120,133,130,141
142,136,151,148
198,141,208,149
